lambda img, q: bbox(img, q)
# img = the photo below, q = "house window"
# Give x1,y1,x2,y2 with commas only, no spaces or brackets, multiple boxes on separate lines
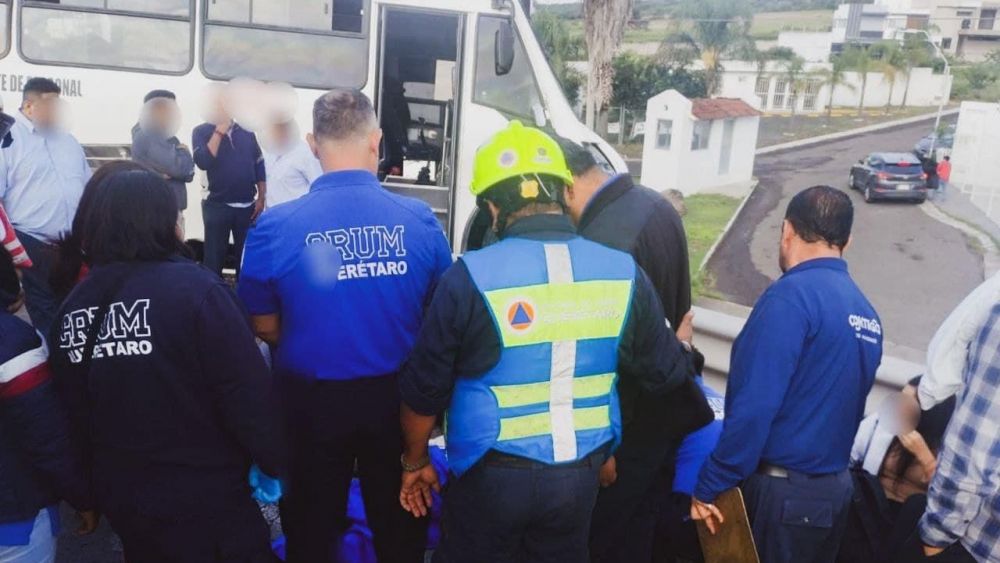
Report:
691,120,711,150
981,9,996,30
942,37,953,49
754,76,770,109
802,80,821,110
655,119,672,150
772,78,788,109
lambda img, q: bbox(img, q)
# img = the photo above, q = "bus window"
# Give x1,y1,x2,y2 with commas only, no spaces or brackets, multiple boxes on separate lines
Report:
203,0,368,89
0,1,9,60
19,1,192,74
474,16,543,121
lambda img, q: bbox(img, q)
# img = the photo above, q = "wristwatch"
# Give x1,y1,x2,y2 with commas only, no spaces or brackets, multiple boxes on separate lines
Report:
400,453,430,473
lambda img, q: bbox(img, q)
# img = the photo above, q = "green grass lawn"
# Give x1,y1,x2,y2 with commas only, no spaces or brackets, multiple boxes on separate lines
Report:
684,193,742,298
749,10,833,40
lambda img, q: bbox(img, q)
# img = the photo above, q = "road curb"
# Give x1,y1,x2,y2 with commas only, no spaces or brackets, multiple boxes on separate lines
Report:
756,108,961,156
699,179,759,272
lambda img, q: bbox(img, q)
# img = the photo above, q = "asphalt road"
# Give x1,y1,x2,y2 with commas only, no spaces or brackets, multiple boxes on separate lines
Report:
707,116,984,356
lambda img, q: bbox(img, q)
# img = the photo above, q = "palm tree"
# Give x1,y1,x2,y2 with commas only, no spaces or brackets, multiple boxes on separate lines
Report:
816,56,855,118
670,0,752,95
899,36,933,108
583,0,634,132
780,56,807,115
871,41,906,114
842,45,875,116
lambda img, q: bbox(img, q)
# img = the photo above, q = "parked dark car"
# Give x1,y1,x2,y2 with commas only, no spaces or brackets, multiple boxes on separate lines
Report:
849,152,929,203
914,125,955,160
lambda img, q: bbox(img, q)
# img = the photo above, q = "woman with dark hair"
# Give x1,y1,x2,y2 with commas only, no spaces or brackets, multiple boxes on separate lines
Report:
50,160,151,300
47,164,284,563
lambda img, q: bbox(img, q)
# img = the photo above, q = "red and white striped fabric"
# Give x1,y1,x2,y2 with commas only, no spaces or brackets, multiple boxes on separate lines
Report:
0,341,50,400
0,204,31,268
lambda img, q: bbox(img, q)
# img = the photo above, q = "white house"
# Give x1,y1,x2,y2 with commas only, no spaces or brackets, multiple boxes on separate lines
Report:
715,60,952,114
640,90,760,197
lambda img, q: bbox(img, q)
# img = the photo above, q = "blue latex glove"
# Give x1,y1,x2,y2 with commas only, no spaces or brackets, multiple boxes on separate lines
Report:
248,464,284,504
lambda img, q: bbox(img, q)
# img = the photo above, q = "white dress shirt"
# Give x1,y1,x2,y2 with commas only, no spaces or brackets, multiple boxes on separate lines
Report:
0,111,91,243
263,140,323,208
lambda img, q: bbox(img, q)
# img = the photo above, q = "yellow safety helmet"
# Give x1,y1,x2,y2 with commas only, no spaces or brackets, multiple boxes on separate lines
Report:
469,121,574,198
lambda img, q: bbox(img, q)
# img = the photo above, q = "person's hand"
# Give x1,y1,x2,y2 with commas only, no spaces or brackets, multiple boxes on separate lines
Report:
400,463,440,518
5,289,24,314
690,497,725,535
251,198,265,223
599,456,617,488
214,120,231,135
676,310,695,346
898,430,936,477
248,464,283,504
76,511,99,535
923,544,946,557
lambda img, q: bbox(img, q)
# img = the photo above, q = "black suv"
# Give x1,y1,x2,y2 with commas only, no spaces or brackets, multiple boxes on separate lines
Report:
849,152,929,203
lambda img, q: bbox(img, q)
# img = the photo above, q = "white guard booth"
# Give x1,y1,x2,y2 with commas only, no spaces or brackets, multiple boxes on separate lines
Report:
640,89,761,197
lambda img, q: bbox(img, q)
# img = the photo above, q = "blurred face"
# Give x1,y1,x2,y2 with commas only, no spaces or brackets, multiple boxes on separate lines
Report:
147,99,180,136
22,92,61,129
271,121,292,146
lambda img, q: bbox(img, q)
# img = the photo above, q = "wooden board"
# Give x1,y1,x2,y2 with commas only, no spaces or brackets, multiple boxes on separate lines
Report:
696,488,760,563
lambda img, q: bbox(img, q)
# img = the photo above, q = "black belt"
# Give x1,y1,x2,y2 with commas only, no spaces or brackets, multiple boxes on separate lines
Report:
757,462,790,479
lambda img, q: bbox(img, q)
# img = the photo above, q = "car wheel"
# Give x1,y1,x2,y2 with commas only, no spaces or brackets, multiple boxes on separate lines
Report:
864,185,874,203
848,171,855,189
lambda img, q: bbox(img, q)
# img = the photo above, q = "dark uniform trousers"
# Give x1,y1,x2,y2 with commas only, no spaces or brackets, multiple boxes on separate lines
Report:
278,373,428,563
15,231,58,337
742,469,853,563
434,449,605,563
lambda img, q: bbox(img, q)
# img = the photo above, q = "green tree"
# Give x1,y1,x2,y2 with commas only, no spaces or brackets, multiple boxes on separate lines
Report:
533,10,587,105
870,41,906,114
669,0,753,95
842,45,875,116
815,55,855,118
611,52,708,109
899,35,935,108
781,55,809,115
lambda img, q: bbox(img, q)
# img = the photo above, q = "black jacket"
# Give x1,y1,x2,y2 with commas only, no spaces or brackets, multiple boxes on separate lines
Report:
577,175,713,445
0,312,90,525
49,257,284,517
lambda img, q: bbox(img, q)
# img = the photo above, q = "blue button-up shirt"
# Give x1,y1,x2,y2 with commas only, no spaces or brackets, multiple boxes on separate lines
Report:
920,303,1000,561
238,170,452,381
694,258,883,503
0,111,90,243
263,140,322,208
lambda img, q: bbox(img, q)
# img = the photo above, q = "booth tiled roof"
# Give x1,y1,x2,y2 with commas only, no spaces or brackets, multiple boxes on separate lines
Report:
690,98,762,120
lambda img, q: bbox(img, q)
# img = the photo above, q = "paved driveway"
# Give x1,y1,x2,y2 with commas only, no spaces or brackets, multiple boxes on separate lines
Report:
707,117,983,355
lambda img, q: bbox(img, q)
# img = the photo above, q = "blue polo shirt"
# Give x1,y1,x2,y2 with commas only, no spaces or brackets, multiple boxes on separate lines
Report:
694,257,883,503
238,170,452,381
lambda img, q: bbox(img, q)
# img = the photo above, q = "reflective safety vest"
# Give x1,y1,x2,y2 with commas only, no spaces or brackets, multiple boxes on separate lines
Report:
446,236,635,476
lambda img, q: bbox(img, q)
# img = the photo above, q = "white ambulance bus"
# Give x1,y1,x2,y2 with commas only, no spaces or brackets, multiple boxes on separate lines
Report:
0,0,626,252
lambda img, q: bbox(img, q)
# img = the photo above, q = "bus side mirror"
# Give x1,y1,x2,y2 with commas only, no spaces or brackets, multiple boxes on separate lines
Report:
495,21,515,76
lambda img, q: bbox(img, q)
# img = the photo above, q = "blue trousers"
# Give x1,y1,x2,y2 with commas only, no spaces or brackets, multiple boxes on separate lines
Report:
434,449,604,563
742,469,853,563
201,200,253,278
15,232,58,338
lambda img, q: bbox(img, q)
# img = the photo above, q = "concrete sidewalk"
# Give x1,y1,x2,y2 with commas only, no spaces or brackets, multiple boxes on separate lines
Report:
925,188,1000,276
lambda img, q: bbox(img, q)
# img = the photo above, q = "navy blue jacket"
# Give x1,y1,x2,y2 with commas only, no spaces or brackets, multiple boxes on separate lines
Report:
49,257,284,517
192,122,265,204
399,214,692,417
695,258,883,503
0,312,90,525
